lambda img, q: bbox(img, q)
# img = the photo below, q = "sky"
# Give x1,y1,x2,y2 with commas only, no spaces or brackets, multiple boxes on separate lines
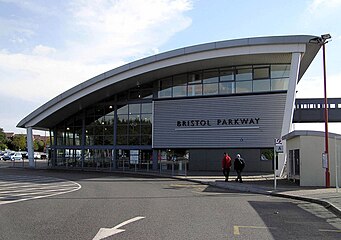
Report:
0,0,341,135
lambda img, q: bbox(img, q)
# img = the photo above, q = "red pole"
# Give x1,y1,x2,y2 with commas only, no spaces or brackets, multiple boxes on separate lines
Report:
322,42,330,188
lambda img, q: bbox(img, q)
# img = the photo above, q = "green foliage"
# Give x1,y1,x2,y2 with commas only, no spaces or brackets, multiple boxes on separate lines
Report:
0,128,8,150
34,139,45,152
11,134,26,151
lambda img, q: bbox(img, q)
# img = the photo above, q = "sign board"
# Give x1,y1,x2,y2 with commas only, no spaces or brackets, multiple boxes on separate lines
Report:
274,138,282,145
322,153,328,168
130,150,139,164
274,144,283,153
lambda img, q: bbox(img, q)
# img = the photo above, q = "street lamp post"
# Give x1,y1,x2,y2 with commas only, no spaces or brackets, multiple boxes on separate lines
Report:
310,34,332,188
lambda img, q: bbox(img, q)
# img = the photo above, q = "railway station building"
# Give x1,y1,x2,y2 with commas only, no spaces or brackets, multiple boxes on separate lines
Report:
17,35,321,174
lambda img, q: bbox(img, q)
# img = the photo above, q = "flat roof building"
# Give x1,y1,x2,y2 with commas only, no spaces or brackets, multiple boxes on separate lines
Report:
18,35,321,173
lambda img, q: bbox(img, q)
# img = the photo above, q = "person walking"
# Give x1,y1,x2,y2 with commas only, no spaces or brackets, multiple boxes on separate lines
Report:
221,152,232,182
234,154,245,183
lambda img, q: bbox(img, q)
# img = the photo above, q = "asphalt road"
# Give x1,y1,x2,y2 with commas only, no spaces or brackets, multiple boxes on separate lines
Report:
0,168,340,240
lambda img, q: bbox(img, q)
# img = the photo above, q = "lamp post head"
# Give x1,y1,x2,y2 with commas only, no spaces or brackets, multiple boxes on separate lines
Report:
321,34,331,40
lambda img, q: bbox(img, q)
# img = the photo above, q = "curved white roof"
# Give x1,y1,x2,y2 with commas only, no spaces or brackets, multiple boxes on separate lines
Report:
17,35,321,130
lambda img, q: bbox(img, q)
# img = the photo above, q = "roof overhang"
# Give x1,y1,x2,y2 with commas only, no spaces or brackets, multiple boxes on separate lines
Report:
17,35,321,130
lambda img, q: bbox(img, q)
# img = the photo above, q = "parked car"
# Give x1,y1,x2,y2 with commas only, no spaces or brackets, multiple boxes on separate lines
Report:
2,153,11,161
11,152,22,161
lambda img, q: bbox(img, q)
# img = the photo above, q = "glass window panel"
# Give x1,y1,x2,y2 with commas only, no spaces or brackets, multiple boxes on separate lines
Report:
173,85,187,97
236,81,252,93
141,135,152,145
117,114,128,124
85,126,94,135
220,68,234,81
203,70,219,83
158,78,172,98
188,72,202,84
104,126,114,135
271,78,289,91
117,105,128,114
74,127,82,146
86,135,94,145
236,66,252,81
129,135,140,145
140,88,153,99
117,124,128,135
141,103,152,113
103,136,114,145
94,135,104,145
74,116,83,127
129,114,140,122
188,84,202,96
129,122,140,135
141,124,152,135
141,114,152,124
173,74,187,85
129,104,140,114
104,115,115,125
253,79,270,92
203,83,218,95
254,67,270,79
271,64,290,78
219,82,235,94
116,135,128,145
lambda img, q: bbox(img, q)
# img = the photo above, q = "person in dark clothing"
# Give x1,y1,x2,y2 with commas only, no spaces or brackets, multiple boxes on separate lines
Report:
221,152,232,182
234,154,245,183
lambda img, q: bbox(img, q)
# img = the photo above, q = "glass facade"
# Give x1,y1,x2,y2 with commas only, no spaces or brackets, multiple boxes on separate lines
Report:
49,63,290,170
158,64,290,98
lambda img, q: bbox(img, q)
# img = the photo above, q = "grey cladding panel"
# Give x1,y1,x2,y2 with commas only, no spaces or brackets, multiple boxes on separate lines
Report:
153,94,287,148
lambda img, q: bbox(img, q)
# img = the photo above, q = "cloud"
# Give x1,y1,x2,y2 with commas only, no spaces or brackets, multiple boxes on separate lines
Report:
0,0,193,102
32,45,57,56
64,0,193,63
0,0,193,132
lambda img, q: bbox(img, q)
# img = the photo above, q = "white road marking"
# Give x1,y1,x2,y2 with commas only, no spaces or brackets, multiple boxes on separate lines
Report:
92,216,145,240
0,175,81,205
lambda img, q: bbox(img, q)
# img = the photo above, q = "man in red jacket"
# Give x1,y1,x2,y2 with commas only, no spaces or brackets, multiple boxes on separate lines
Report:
222,152,232,182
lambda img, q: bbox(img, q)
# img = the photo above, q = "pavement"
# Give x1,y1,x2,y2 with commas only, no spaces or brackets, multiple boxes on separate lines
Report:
170,171,341,218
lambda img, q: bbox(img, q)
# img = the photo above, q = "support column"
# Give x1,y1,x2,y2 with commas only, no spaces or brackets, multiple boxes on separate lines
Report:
152,149,158,170
26,127,35,168
279,52,302,177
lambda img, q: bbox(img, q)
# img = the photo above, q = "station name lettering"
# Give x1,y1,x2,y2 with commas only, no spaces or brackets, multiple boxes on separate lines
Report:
176,118,260,127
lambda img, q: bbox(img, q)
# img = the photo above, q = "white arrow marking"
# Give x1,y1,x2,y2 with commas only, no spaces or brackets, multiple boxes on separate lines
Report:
92,216,145,240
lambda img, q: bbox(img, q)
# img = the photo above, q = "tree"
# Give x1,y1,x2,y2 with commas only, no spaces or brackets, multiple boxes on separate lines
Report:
0,128,8,150
11,134,26,151
34,139,45,152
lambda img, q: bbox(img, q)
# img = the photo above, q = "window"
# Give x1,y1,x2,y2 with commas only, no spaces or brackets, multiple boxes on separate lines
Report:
219,82,235,94
188,72,202,85
220,68,234,82
254,67,270,79
173,74,187,97
271,65,290,78
271,78,289,91
188,84,202,96
203,83,218,95
203,70,219,83
158,78,172,98
253,79,270,92
236,81,252,93
236,66,252,81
